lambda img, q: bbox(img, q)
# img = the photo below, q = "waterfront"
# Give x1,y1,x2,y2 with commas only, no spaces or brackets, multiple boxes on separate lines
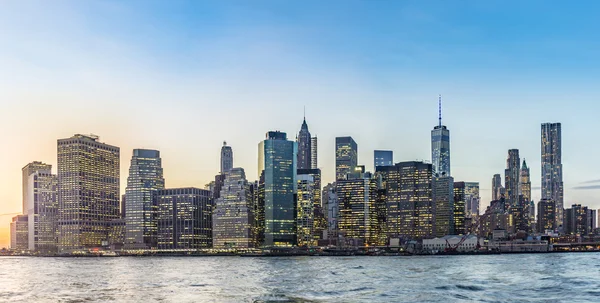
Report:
0,253,599,302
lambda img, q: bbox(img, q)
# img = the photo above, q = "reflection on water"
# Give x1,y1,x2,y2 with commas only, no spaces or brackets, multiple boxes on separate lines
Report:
0,253,599,302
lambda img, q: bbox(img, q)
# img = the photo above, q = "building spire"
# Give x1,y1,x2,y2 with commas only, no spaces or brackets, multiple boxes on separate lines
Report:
438,94,442,127
303,105,306,121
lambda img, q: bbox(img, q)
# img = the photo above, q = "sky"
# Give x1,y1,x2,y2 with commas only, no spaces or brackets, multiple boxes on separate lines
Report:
1,0,600,247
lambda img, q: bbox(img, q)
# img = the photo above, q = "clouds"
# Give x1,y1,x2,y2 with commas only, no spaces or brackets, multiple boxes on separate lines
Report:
573,179,600,190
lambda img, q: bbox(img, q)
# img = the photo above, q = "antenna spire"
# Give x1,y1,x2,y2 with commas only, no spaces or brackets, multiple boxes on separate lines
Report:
303,105,306,121
438,94,442,127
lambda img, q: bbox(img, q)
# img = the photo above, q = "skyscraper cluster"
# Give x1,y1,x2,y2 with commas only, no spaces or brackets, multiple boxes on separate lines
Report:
9,98,596,253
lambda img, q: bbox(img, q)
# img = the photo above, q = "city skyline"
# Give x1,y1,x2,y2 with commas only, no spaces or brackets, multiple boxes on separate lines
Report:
3,1,600,247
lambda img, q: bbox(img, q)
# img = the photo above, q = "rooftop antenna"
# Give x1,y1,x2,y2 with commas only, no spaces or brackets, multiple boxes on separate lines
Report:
303,105,306,121
438,94,442,127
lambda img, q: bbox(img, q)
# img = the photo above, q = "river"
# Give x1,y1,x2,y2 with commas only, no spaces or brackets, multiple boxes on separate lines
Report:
0,253,599,302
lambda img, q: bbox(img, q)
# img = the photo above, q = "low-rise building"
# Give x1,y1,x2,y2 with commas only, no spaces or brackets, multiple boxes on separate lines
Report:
422,235,482,253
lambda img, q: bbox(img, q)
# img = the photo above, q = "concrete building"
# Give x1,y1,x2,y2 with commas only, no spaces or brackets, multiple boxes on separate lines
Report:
323,183,338,242
25,171,58,252
258,131,297,247
564,204,596,236
220,141,233,174
537,199,556,233
157,188,213,250
492,174,502,201
10,215,29,251
57,134,120,252
433,176,455,237
335,136,358,181
423,235,482,253
541,123,563,228
124,149,165,250
431,95,450,178
22,162,52,215
212,168,254,249
311,136,318,169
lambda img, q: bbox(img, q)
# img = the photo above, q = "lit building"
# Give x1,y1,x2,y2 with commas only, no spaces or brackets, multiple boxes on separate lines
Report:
423,235,482,253
258,131,297,247
477,198,511,239
336,176,378,246
297,117,312,170
298,168,323,244
492,174,502,201
537,199,556,233
157,188,213,250
335,136,358,181
22,162,52,215
377,161,433,239
453,182,466,235
433,176,455,236
108,219,125,251
124,149,165,250
311,136,318,169
374,150,393,169
504,149,520,207
10,215,28,251
212,168,254,249
221,141,233,174
431,95,450,177
520,159,531,203
57,134,120,252
464,182,480,219
323,183,338,241
25,170,58,253
296,172,316,246
564,204,596,236
541,123,563,228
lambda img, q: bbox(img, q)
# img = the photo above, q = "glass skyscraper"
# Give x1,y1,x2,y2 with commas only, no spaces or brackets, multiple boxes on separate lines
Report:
335,136,357,181
541,122,563,228
124,149,165,250
374,150,393,169
220,141,233,174
258,131,297,247
504,149,520,207
464,182,480,219
431,96,450,177
57,134,120,252
492,174,502,201
453,182,466,235
433,176,455,237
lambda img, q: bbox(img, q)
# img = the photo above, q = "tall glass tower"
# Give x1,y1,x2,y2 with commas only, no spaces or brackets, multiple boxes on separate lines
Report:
297,117,312,170
220,141,233,174
541,122,563,228
124,149,165,249
258,131,297,247
504,149,521,207
431,96,450,177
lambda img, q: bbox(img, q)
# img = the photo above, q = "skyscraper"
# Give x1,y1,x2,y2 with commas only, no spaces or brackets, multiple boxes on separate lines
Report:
537,199,556,233
541,123,563,228
310,136,318,169
22,162,52,215
124,149,165,250
492,174,502,201
297,117,312,170
520,159,531,203
335,137,358,181
212,168,254,249
10,215,28,251
374,150,393,169
431,95,450,177
504,149,520,207
464,182,480,219
337,176,378,246
453,182,466,235
221,141,233,174
258,131,297,247
297,168,323,245
57,134,120,252
26,170,58,252
296,172,316,247
433,176,455,237
157,188,213,250
377,161,433,239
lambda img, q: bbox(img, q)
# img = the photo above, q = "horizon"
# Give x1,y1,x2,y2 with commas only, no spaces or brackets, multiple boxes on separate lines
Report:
2,1,600,247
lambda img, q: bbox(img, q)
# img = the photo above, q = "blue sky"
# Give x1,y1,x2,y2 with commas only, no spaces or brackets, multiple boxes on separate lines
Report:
1,0,600,244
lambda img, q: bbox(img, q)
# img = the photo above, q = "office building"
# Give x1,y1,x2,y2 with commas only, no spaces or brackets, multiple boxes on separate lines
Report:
25,171,58,252
298,168,323,244
453,182,466,235
492,174,502,201
433,176,455,237
537,199,556,233
374,150,393,169
377,161,433,239
57,134,120,252
336,177,378,246
297,117,312,170
564,204,596,236
296,172,316,246
157,188,213,250
212,168,254,249
258,131,297,247
323,183,338,240
464,182,480,219
504,149,520,207
311,136,318,169
22,162,52,215
431,95,450,177
335,136,358,181
221,141,233,174
541,123,563,228
10,215,29,251
520,159,531,203
124,149,165,250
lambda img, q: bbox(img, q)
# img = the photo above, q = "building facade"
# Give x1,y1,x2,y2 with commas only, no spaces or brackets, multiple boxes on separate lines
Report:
22,162,52,215
336,177,378,246
335,137,358,181
124,149,165,250
311,136,318,169
296,173,316,246
464,182,480,219
492,174,502,201
221,141,233,174
10,215,29,251
212,168,254,249
541,123,563,228
504,149,520,207
258,131,297,247
57,134,120,252
453,182,466,235
374,150,393,169
431,96,450,177
26,171,58,252
297,118,312,170
537,199,556,233
157,188,213,250
433,176,455,236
